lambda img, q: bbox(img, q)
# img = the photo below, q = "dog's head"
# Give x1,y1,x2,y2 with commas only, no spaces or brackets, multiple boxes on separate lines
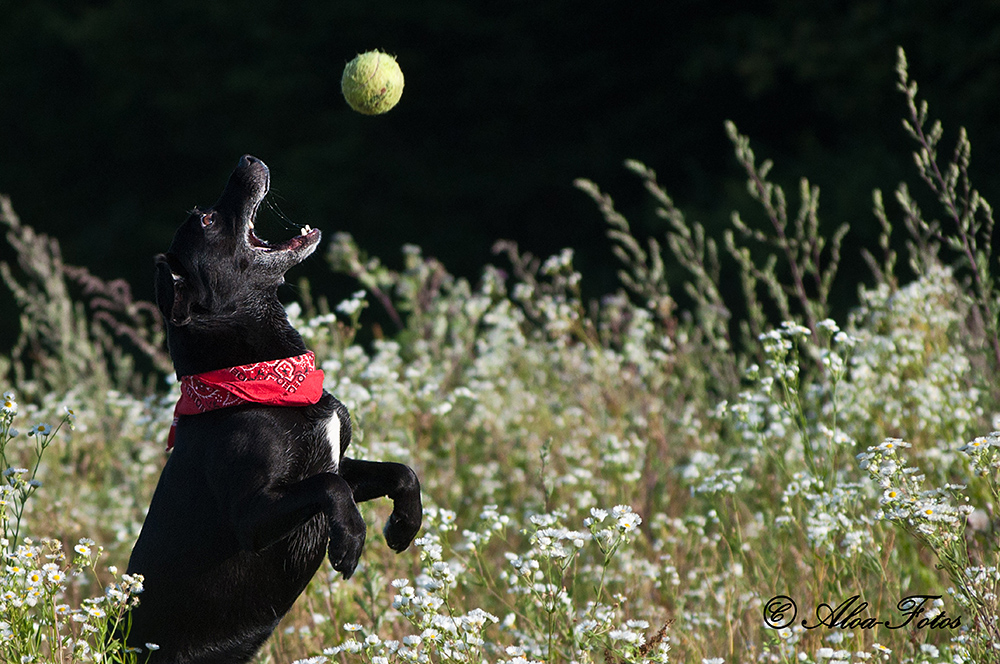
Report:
156,155,321,328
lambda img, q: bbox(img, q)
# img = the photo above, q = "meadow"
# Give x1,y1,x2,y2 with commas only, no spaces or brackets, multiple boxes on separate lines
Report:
1,49,998,664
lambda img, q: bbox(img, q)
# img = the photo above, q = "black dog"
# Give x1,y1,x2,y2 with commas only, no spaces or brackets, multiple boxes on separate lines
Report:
125,155,422,663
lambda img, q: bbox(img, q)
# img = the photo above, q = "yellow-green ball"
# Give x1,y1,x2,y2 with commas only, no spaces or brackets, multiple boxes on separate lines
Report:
341,51,404,115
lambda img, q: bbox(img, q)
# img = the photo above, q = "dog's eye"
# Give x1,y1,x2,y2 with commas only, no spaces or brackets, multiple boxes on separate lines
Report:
200,211,217,228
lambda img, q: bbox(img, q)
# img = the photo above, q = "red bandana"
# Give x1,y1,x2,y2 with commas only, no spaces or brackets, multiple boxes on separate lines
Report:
167,351,324,450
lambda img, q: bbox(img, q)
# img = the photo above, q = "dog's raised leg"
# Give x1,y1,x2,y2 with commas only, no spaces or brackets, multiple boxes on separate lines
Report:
338,457,423,552
233,472,367,578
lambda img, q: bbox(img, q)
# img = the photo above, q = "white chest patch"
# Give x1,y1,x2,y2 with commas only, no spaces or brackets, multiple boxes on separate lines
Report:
324,411,342,472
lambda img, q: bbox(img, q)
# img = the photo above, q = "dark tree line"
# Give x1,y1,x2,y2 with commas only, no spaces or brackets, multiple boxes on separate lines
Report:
2,1,1000,348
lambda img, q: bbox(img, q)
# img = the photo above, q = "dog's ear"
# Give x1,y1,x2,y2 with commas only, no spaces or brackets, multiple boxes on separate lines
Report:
154,253,195,326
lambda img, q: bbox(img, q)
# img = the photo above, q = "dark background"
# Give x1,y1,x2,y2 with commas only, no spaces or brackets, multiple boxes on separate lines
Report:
3,1,1000,348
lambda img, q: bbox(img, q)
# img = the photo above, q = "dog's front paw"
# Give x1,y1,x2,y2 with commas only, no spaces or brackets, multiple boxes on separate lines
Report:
383,496,422,553
329,509,366,579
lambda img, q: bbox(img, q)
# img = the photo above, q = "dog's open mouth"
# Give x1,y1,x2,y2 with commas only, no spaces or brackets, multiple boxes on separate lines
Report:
215,155,322,268
246,221,321,253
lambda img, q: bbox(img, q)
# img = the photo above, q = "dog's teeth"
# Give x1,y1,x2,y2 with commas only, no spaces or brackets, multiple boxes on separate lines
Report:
300,227,307,236
249,221,255,230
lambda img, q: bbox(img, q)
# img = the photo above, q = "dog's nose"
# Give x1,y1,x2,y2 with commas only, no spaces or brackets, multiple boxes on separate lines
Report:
236,155,269,179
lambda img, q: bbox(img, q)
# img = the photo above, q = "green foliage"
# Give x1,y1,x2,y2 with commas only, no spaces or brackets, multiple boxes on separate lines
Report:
1,396,146,662
0,196,169,400
2,48,1000,664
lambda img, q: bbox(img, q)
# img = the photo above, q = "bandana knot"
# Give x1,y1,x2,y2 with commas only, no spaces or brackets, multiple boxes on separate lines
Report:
167,351,324,450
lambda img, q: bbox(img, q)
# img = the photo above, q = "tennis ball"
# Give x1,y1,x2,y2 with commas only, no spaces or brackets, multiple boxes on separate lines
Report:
341,50,404,115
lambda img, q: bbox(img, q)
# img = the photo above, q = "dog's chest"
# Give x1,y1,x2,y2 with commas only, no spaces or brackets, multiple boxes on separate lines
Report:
322,410,342,472
301,392,349,474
